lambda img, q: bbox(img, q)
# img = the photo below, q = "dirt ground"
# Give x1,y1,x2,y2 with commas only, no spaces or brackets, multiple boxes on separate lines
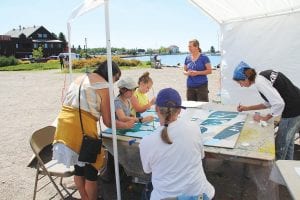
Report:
0,68,295,200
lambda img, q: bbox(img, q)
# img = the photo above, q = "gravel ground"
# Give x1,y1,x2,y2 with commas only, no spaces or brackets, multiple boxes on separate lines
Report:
0,67,292,200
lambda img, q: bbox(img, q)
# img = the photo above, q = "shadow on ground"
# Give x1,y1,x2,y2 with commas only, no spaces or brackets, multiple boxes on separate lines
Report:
96,145,300,200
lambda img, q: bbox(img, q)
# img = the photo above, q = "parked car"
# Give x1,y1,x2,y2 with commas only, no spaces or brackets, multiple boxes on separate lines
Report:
20,57,35,63
47,56,59,60
58,53,80,60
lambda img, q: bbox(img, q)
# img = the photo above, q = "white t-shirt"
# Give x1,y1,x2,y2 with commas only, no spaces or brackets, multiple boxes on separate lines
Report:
139,118,215,200
255,75,285,116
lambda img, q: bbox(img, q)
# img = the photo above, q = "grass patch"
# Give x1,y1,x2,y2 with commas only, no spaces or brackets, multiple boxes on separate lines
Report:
0,60,150,72
0,61,60,71
63,62,151,73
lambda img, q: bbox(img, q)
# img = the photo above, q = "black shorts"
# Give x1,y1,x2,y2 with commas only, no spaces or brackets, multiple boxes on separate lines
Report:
187,84,209,102
74,164,98,181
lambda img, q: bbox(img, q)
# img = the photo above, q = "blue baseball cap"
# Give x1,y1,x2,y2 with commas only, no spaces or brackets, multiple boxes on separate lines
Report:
233,61,251,80
156,88,186,109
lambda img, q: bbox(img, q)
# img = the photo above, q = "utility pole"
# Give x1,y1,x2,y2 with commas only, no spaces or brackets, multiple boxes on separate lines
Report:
85,37,87,58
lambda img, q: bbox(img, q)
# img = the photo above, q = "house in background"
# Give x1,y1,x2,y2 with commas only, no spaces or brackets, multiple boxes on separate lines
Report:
0,25,66,58
168,45,179,54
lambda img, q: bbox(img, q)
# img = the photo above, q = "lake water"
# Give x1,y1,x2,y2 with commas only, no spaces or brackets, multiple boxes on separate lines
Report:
125,54,221,67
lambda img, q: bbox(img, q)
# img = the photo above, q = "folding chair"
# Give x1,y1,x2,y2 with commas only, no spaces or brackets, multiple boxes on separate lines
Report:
28,126,75,200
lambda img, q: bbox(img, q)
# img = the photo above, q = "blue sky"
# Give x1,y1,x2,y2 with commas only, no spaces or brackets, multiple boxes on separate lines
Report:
0,0,219,52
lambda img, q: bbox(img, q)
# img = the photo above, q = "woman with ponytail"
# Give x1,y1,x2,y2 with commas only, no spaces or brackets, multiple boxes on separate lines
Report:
183,39,212,102
139,88,214,200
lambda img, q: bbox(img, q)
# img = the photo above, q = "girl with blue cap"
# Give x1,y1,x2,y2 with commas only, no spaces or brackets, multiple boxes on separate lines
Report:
139,88,214,200
233,61,300,160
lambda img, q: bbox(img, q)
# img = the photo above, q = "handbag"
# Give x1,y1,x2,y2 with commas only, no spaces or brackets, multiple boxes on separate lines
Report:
77,75,102,163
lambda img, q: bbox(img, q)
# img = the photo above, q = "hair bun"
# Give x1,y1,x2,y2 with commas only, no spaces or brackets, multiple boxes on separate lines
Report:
142,72,150,77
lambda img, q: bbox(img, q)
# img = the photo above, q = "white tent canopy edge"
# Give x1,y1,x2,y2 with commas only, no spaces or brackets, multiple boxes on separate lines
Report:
191,0,300,105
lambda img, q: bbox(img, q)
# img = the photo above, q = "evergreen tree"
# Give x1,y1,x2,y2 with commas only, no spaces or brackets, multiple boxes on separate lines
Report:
51,32,57,39
210,46,216,54
58,32,66,43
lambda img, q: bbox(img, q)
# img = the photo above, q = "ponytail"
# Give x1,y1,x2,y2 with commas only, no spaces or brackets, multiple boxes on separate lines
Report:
158,105,180,145
161,107,172,144
244,68,257,82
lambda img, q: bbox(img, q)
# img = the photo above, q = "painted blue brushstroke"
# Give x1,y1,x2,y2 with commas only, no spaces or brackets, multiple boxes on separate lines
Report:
213,122,245,139
208,111,238,119
201,118,231,126
200,126,208,134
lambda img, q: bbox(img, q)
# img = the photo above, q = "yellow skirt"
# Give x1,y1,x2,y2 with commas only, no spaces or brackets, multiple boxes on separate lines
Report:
54,106,105,170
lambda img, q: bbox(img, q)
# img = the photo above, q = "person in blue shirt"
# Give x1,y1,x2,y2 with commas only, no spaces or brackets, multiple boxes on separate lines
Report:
183,39,212,102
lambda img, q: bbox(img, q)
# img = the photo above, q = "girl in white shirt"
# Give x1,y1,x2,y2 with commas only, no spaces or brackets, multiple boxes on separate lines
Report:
139,88,215,200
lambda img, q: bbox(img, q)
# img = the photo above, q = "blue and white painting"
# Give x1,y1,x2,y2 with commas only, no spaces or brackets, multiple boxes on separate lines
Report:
185,109,247,148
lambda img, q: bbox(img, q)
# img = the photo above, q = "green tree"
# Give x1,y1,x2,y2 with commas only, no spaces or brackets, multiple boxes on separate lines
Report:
51,32,57,39
146,48,154,54
77,45,82,53
210,46,216,54
159,46,168,54
79,49,85,58
32,47,43,59
127,49,137,55
58,32,66,43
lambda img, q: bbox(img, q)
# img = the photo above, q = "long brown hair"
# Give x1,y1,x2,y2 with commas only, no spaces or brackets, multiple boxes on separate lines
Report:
158,104,180,144
93,61,121,81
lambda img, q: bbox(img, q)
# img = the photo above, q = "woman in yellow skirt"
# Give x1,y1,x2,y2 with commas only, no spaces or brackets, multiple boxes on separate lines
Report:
53,61,134,200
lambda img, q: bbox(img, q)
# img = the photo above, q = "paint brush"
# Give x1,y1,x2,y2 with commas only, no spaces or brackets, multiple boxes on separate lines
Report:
152,87,155,99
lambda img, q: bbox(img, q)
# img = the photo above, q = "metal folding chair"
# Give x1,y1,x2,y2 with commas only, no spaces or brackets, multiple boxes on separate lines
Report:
28,126,75,200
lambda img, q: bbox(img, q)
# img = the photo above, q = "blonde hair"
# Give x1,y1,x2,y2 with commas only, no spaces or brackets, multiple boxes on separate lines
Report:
138,72,153,85
158,105,180,144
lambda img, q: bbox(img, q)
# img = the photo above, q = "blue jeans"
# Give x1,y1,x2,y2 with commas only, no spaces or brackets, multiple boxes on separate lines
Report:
177,193,210,200
275,115,300,160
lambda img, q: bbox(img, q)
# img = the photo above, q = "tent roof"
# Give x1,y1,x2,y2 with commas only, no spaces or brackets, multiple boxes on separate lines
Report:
190,0,300,24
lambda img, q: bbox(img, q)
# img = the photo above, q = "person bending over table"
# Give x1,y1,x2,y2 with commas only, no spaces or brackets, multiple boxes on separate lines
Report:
53,61,134,200
139,88,215,200
233,61,300,160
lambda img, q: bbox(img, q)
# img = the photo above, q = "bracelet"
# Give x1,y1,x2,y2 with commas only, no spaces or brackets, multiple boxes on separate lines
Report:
138,117,143,123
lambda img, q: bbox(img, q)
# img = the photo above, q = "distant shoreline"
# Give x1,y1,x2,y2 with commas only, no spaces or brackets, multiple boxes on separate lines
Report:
119,52,188,59
120,52,220,59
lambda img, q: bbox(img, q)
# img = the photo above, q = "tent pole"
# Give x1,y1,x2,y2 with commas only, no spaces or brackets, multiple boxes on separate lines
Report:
67,23,73,83
104,0,121,200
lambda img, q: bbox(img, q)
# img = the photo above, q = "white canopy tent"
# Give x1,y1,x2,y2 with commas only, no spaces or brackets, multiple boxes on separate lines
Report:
65,1,300,199
191,0,300,105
